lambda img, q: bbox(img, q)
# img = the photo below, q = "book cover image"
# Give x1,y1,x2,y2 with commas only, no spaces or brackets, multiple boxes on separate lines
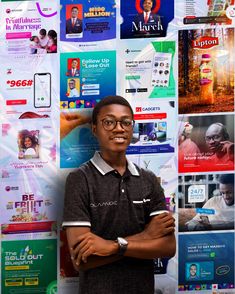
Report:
178,28,234,114
120,0,174,39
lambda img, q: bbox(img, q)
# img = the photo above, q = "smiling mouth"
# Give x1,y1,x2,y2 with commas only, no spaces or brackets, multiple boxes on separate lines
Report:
112,137,126,143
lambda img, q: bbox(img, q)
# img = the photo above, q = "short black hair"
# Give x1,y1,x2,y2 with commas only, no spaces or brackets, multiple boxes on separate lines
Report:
71,6,78,11
92,95,134,124
219,174,234,185
39,29,46,36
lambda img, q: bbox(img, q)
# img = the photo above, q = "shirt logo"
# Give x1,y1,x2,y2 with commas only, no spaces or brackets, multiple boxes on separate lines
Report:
90,201,118,208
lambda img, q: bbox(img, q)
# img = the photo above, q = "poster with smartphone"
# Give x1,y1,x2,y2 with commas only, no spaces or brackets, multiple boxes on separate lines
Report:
117,40,176,100
0,54,58,119
178,173,234,232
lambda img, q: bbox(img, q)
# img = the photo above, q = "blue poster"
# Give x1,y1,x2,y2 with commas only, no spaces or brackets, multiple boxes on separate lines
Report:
60,51,116,109
120,0,174,39
178,233,235,291
60,0,116,42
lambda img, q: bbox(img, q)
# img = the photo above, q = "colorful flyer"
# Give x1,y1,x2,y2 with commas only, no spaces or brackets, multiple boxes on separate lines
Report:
0,54,58,119
178,173,234,232
1,239,57,294
127,100,176,155
178,233,234,291
118,40,176,100
0,1,58,56
182,0,235,25
60,51,116,110
0,119,56,176
0,177,57,236
60,109,98,169
179,28,234,114
60,0,116,43
120,0,174,39
178,114,234,173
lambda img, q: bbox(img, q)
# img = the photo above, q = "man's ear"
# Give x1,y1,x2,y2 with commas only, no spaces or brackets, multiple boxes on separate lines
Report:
91,123,97,137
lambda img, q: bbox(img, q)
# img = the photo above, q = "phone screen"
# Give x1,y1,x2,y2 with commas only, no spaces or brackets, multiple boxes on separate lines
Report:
34,73,51,108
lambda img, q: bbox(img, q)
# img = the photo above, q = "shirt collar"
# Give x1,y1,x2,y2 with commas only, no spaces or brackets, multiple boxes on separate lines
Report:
90,151,139,176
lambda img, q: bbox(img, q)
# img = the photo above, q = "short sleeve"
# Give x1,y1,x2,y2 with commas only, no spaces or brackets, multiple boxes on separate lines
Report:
62,170,91,228
147,170,168,217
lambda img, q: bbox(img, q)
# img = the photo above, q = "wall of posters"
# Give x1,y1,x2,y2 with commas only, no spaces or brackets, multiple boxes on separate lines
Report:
0,0,234,294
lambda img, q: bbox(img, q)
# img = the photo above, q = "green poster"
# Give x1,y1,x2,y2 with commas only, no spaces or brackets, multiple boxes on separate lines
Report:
1,239,57,294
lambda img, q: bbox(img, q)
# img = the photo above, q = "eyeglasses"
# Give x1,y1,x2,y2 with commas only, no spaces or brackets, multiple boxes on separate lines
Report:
101,118,135,131
205,135,222,142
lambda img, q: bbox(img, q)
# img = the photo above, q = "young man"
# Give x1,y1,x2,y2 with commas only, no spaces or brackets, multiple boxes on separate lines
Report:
63,95,176,293
66,6,83,34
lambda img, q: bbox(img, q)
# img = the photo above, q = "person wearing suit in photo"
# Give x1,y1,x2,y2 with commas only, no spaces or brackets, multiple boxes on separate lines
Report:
66,6,83,34
133,0,162,35
67,59,80,77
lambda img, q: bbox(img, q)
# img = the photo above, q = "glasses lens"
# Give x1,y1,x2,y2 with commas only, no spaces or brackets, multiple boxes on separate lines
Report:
121,119,134,130
102,118,116,130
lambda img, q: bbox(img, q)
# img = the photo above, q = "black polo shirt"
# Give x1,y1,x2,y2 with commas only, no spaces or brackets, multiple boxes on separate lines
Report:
63,151,167,294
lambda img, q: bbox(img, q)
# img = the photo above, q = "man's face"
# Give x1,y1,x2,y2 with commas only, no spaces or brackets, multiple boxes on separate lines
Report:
71,8,78,18
190,265,197,277
143,0,153,12
71,60,78,69
92,104,133,155
220,183,234,206
69,80,75,90
205,124,224,153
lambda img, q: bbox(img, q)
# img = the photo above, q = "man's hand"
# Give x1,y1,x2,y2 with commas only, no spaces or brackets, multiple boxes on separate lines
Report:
60,112,91,139
71,232,118,266
128,213,175,241
220,141,234,160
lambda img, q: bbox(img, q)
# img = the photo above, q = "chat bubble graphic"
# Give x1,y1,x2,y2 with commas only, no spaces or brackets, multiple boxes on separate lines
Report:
188,185,206,203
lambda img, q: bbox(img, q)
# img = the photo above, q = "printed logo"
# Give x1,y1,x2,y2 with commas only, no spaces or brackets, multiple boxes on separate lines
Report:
192,36,219,49
90,201,118,208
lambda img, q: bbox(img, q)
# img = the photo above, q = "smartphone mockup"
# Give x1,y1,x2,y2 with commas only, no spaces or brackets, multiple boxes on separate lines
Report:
34,73,51,108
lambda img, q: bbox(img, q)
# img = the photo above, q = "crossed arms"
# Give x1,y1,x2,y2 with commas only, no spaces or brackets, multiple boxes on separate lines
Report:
66,212,176,271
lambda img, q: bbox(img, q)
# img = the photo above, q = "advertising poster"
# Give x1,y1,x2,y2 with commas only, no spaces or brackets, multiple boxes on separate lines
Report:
0,54,58,119
182,0,235,25
178,173,234,232
128,153,177,212
60,109,98,168
1,239,57,294
127,100,175,155
60,0,116,43
60,51,116,110
179,28,234,114
0,177,57,237
120,0,174,39
178,233,234,291
178,114,234,173
0,119,56,176
118,40,176,100
0,1,58,56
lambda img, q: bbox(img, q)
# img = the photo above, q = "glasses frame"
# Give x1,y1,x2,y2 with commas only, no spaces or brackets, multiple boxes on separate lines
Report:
101,118,135,131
